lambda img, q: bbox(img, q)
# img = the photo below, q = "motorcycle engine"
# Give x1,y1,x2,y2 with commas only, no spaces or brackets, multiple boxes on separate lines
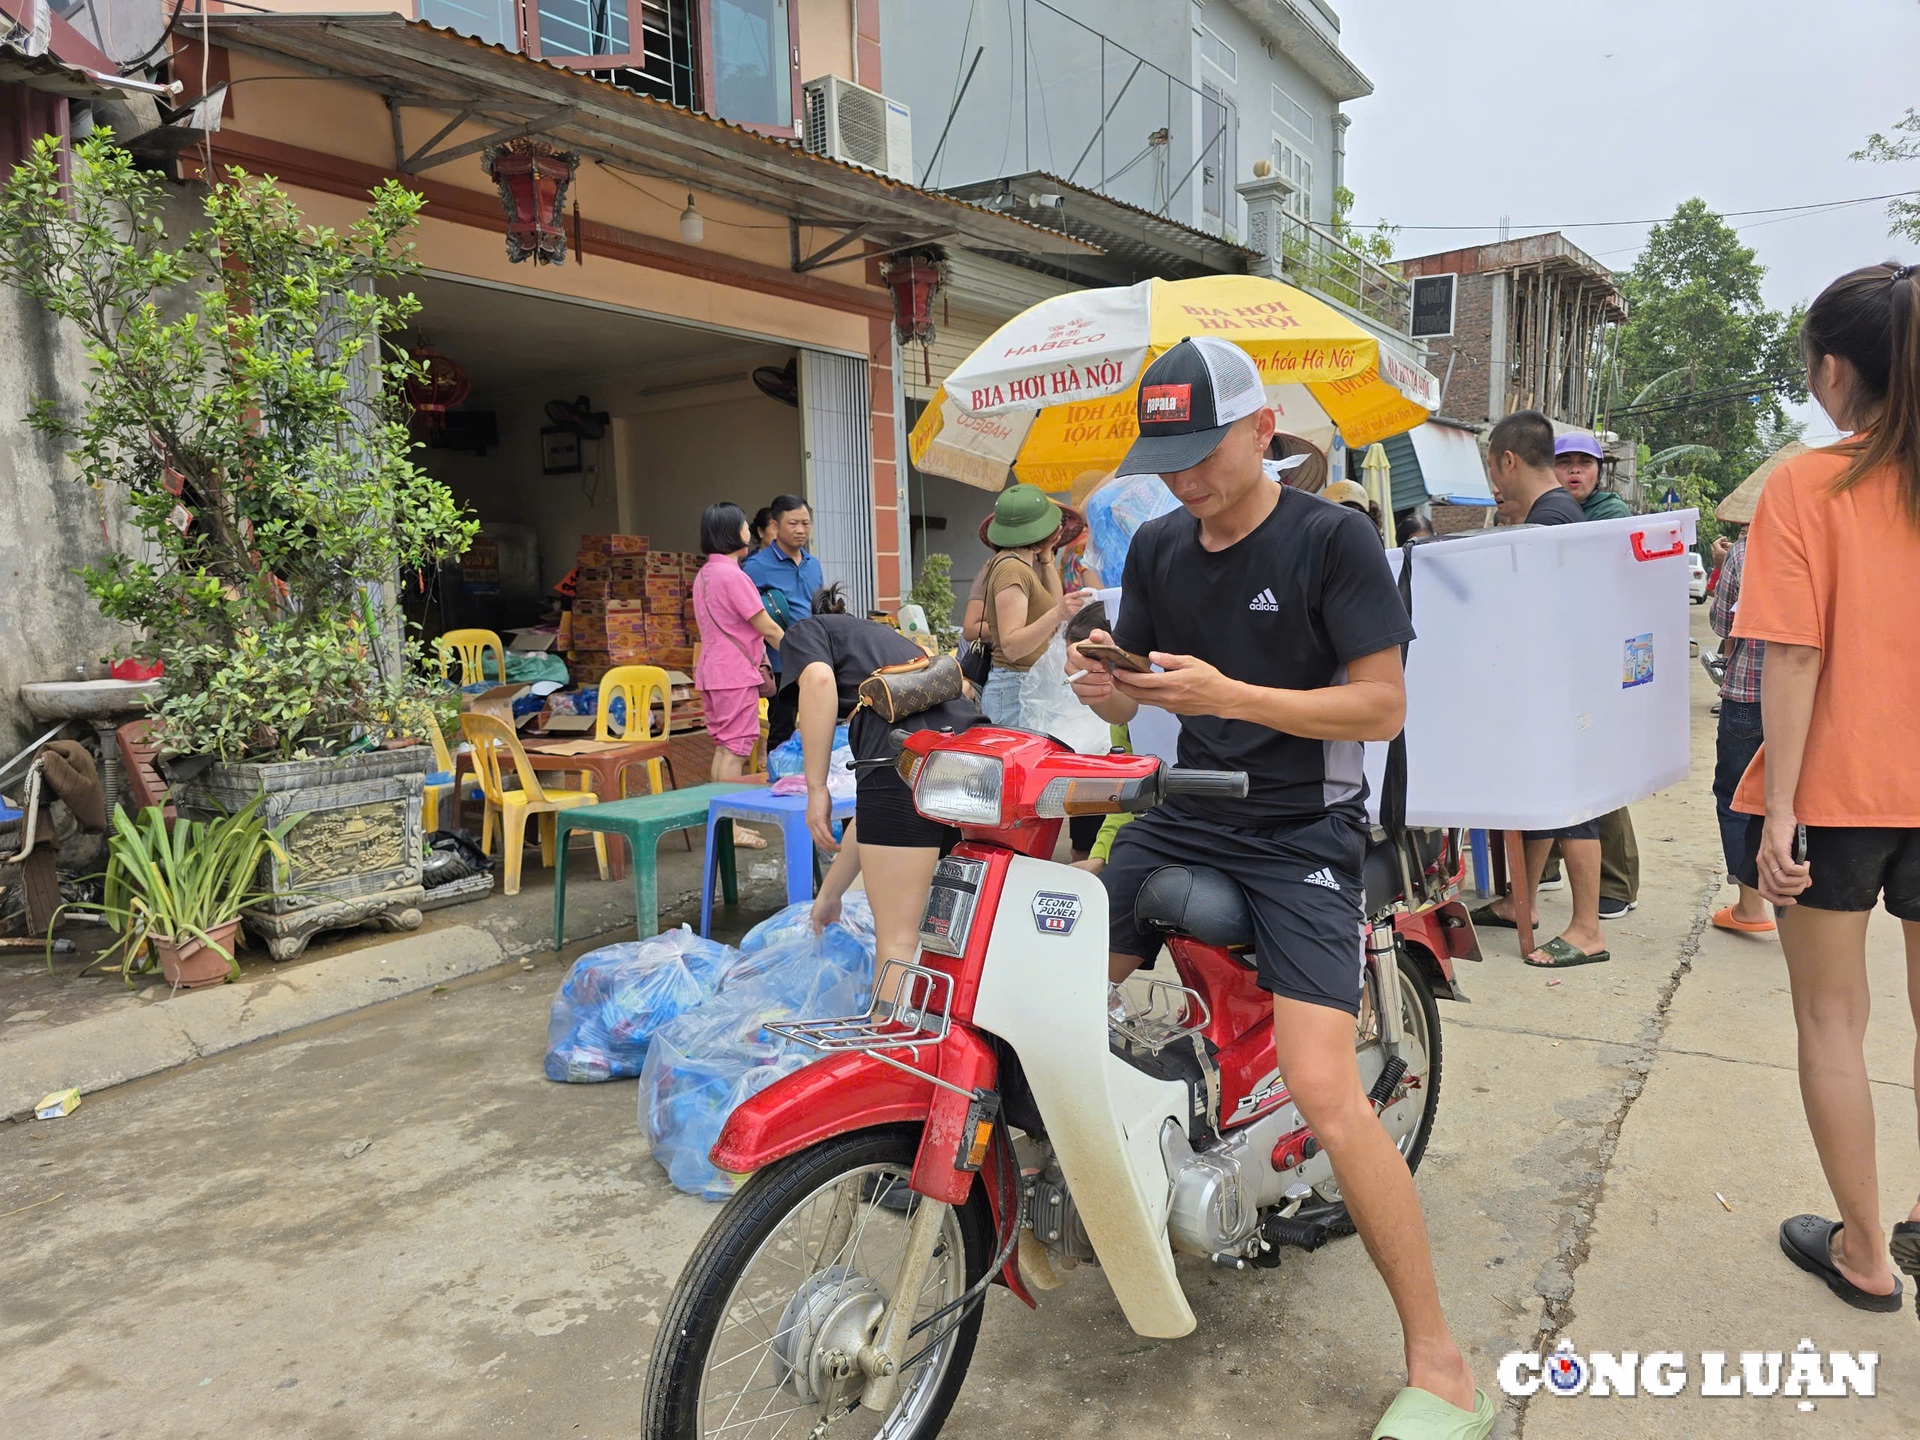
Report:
1162,1103,1338,1260
1026,1158,1097,1265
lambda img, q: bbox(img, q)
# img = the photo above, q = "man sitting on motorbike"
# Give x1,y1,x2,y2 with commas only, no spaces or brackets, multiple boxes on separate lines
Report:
1069,337,1493,1440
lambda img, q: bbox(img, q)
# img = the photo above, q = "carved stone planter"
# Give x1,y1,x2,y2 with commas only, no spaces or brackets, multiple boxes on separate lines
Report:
171,748,429,962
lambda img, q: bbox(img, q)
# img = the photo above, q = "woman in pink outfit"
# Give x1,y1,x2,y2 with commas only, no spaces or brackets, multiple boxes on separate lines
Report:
692,503,784,786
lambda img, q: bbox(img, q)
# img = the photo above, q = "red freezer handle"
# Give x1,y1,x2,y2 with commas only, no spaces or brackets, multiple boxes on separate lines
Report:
1630,527,1686,562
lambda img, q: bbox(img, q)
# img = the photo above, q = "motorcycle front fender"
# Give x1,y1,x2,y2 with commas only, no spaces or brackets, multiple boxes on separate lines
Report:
708,1048,1035,1308
711,1050,934,1173
972,856,1196,1339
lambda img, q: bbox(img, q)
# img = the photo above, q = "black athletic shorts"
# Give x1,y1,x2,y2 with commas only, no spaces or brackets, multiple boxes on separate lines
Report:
1526,818,1600,843
1735,822,1920,919
852,764,957,851
1103,807,1367,1016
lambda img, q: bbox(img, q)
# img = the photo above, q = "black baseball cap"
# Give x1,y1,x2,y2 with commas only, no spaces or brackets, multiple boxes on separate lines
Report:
1115,336,1268,478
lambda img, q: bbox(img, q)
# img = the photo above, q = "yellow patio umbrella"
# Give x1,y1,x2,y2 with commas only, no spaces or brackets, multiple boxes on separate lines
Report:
1361,441,1397,547
909,274,1439,495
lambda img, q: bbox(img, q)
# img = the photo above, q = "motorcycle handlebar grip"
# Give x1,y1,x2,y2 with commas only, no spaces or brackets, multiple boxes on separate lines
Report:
1162,769,1250,800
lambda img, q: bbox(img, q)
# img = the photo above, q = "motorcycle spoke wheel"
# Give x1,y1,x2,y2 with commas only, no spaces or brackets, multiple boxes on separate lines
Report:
1309,945,1443,1216
644,1129,990,1440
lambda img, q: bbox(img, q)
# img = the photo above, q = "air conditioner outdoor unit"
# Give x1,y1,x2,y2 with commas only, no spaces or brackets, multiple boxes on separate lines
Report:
802,75,912,184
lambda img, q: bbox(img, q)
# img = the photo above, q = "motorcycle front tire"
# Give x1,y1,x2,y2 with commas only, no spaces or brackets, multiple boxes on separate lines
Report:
642,1125,994,1440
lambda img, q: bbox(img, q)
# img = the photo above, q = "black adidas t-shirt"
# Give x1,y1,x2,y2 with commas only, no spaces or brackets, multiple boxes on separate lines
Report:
1111,487,1414,826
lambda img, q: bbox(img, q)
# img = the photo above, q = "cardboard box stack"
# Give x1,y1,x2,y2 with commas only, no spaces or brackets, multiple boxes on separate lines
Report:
565,534,702,689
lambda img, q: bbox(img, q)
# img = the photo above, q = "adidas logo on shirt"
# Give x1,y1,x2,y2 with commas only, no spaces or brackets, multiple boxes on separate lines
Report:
1248,588,1279,612
1303,868,1341,892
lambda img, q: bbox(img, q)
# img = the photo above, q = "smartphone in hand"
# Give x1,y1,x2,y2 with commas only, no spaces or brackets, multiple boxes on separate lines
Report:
1077,641,1153,674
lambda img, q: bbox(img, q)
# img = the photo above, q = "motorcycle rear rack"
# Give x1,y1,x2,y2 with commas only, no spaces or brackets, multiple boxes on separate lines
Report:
764,961,981,1101
1108,977,1211,1055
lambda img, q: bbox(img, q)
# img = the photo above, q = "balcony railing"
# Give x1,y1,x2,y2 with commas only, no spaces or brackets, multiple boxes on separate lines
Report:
1279,215,1411,335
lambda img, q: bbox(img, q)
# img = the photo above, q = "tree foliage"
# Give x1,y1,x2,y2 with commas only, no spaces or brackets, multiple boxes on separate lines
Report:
1611,199,1808,508
0,134,475,761
906,551,961,650
1852,107,1920,245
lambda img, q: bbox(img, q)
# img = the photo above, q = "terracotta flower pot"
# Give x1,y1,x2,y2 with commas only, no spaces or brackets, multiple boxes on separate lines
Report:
153,920,241,990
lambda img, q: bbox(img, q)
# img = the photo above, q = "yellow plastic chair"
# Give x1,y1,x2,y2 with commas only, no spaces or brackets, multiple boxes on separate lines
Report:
422,714,457,834
437,628,505,686
459,712,608,896
596,664,676,797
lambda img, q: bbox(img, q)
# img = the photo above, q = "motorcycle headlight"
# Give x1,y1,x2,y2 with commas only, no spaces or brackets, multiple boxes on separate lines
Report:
912,752,1004,827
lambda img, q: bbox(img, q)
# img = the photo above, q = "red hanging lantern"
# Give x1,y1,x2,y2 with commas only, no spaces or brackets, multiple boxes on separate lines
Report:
405,345,470,436
880,247,949,348
482,139,579,265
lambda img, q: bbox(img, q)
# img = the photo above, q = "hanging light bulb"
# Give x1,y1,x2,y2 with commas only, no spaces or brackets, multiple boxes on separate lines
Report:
678,193,704,245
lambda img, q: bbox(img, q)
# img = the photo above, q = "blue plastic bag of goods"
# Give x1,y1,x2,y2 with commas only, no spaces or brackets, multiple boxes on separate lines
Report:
1084,472,1179,582
640,918,877,1199
721,919,872,1001
767,723,849,780
652,923,737,994
735,892,874,958
543,927,739,1083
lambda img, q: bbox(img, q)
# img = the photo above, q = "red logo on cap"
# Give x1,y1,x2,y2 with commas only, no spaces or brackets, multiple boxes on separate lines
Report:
1141,384,1192,424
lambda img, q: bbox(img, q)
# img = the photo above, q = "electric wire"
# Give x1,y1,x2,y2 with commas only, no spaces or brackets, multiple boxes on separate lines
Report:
1344,189,1920,233
116,0,191,72
930,0,982,190
592,160,792,229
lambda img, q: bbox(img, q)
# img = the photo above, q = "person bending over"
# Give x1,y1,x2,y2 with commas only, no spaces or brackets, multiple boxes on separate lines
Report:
785,584,985,991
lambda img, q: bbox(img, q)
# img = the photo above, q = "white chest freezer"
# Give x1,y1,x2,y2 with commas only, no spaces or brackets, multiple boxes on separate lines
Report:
1363,512,1697,829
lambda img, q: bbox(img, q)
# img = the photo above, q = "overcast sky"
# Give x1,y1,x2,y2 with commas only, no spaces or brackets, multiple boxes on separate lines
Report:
1338,0,1920,441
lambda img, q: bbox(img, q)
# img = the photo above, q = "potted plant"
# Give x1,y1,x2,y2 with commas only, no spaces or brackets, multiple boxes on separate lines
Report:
1,135,477,959
60,798,301,990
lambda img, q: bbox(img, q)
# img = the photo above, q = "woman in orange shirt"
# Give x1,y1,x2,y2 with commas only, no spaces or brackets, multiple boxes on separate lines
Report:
1733,261,1920,1314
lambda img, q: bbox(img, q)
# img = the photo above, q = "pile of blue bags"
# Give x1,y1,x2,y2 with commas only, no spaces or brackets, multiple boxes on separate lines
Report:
543,925,735,1083
544,896,877,1200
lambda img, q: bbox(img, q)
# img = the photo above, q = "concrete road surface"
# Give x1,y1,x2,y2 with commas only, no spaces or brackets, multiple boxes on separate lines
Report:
3,606,1915,1439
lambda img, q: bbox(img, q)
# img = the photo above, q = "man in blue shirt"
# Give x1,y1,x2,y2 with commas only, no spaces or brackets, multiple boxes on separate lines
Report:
742,493,824,747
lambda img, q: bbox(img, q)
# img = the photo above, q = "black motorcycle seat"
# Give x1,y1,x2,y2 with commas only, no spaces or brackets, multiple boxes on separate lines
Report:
1135,866,1256,952
1139,837,1421,951
1361,835,1401,916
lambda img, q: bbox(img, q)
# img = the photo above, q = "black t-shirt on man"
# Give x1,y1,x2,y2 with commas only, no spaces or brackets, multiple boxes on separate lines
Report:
778,613,984,761
1525,487,1586,526
1112,487,1414,826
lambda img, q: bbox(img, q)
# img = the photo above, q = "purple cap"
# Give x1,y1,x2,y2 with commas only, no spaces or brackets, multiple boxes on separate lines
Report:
1554,431,1604,461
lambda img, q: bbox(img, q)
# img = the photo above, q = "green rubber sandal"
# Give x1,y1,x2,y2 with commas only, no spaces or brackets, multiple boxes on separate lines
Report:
1371,1386,1496,1440
1524,936,1610,969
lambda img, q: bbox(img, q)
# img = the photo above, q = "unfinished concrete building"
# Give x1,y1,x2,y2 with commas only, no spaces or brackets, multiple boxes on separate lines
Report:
1396,233,1633,526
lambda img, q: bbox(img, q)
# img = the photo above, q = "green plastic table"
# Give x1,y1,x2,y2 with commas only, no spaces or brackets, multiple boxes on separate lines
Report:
552,782,755,948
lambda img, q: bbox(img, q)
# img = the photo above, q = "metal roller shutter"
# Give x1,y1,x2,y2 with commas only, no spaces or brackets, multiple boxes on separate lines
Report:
798,348,877,616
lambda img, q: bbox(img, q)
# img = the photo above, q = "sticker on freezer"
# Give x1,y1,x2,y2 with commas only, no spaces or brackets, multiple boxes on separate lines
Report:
1622,633,1655,689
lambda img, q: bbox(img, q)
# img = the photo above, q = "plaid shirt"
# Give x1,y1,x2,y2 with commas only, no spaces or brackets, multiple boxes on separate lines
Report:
1710,538,1764,703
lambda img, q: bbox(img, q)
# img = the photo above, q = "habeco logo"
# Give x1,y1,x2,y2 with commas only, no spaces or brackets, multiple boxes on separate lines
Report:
1499,1340,1876,1404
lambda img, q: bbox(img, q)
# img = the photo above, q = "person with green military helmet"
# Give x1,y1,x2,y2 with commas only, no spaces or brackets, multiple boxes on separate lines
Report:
972,481,1089,732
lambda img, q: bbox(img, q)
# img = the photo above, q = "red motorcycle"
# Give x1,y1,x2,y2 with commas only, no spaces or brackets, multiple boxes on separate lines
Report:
643,727,1480,1440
